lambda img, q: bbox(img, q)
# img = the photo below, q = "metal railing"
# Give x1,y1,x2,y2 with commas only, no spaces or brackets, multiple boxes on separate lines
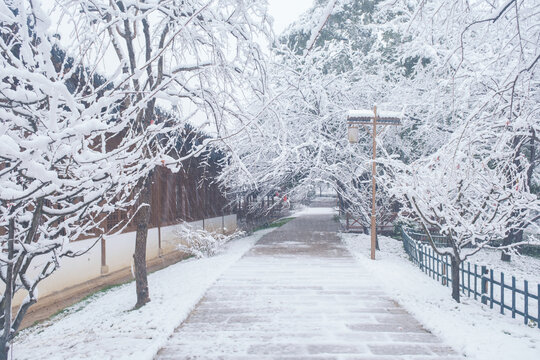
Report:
401,228,540,328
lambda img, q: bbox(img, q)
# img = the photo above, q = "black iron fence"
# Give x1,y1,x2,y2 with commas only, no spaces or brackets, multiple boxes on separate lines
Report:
401,228,540,329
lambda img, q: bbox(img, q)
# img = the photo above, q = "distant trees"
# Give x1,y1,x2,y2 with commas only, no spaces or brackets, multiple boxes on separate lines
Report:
221,0,401,221
222,1,351,203
219,46,373,211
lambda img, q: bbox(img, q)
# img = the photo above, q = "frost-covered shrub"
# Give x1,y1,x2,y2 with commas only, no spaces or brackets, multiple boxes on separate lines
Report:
174,222,244,258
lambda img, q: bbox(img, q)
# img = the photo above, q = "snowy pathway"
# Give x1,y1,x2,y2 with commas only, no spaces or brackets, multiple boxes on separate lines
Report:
156,203,463,359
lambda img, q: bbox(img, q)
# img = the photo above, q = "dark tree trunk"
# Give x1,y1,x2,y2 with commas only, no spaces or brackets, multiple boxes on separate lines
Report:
134,174,153,308
451,256,461,303
131,21,159,306
0,218,15,360
500,235,513,262
501,230,522,262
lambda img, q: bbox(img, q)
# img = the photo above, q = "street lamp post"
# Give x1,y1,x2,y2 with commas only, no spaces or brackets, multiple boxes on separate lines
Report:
347,106,401,260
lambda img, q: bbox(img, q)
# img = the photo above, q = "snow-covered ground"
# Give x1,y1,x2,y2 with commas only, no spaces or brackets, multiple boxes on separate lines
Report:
293,206,337,216
14,229,275,360
460,247,540,285
343,233,540,360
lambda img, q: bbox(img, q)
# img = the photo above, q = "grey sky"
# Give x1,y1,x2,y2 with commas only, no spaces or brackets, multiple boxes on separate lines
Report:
267,0,314,34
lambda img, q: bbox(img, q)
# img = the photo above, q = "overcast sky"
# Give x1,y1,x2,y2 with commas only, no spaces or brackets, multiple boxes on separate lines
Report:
267,0,314,34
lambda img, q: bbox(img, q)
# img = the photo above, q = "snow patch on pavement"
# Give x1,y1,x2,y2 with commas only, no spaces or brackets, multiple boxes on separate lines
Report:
14,229,274,360
293,206,337,216
342,233,540,360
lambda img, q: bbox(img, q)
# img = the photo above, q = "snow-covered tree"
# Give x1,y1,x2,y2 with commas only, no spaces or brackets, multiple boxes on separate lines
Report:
375,0,540,300
64,0,271,307
0,1,153,357
219,44,375,213
0,1,270,354
375,0,540,159
221,0,408,229
389,119,540,302
221,2,362,208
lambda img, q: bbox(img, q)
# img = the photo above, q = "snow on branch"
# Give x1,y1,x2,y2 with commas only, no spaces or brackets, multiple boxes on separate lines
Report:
304,0,339,55
174,222,245,258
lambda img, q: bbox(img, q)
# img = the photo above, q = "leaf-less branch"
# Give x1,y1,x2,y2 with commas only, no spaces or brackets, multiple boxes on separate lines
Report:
407,194,453,257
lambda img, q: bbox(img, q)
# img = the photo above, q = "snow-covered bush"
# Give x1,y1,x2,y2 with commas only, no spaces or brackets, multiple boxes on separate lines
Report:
174,222,245,258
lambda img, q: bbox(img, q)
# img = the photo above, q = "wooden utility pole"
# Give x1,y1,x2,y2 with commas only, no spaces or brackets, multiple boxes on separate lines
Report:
347,106,401,260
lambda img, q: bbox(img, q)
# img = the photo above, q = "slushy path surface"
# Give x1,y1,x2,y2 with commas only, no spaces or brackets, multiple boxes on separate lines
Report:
156,199,462,359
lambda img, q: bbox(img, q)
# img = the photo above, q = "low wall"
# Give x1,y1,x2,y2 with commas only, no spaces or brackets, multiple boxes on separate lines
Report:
11,214,237,308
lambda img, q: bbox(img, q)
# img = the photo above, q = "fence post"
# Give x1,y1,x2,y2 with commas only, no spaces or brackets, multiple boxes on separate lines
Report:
481,266,488,305
419,245,424,272
446,257,450,287
100,237,108,275
467,262,471,297
436,253,440,282
511,276,516,319
415,237,419,265
524,280,528,325
490,269,494,309
500,272,504,315
442,261,447,286
474,264,478,299
461,262,465,294
428,247,432,277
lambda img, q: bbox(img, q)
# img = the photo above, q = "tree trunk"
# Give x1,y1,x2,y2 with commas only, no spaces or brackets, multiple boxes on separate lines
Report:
450,256,461,303
501,230,522,262
0,218,15,360
501,132,532,262
134,175,153,308
500,234,513,262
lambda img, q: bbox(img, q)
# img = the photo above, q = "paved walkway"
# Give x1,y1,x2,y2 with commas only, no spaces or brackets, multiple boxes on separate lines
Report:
156,202,462,359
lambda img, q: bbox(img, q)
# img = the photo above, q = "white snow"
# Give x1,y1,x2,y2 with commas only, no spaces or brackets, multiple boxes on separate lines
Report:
424,245,540,286
348,109,402,120
377,110,403,118
348,109,375,119
342,233,540,360
293,206,337,216
14,229,275,360
464,248,540,286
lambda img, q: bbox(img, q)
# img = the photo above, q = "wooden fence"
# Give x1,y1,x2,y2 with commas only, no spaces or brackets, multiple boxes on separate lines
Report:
401,228,540,329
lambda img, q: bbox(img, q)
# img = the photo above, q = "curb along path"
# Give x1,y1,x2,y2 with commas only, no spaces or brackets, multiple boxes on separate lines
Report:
156,203,463,359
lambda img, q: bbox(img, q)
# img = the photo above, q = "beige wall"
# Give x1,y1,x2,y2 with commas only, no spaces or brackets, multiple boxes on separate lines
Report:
10,214,237,307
